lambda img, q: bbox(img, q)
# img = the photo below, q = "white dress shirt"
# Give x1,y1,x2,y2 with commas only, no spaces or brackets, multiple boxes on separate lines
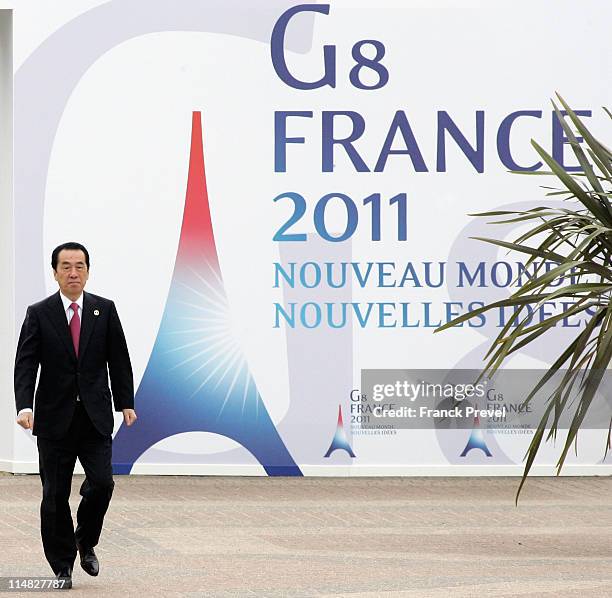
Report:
17,293,83,417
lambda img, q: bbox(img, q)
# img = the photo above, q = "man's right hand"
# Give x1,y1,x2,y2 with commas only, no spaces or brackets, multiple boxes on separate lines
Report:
16,412,33,430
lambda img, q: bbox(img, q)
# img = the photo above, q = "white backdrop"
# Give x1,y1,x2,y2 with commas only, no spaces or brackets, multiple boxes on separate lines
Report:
2,0,611,475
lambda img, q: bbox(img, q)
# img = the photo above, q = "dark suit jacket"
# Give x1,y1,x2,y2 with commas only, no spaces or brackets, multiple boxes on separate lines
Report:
14,290,134,439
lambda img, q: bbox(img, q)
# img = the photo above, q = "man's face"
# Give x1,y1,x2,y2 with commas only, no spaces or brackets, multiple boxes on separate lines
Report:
53,249,89,299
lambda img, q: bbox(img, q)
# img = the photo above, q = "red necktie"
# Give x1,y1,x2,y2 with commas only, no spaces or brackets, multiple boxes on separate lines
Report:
69,302,80,357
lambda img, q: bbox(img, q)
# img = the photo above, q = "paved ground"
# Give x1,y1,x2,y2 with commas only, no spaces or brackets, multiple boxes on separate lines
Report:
0,474,611,597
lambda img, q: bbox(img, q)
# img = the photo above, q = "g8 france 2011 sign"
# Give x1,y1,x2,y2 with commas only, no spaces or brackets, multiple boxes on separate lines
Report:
12,1,612,474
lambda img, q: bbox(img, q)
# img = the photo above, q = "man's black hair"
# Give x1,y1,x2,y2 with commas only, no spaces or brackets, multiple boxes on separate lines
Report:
51,242,90,271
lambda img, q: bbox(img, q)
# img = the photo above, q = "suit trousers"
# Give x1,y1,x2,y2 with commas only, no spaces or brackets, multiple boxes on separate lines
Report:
36,402,114,574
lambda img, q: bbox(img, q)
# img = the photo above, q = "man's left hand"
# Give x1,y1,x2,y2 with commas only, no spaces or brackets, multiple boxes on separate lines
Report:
122,409,137,427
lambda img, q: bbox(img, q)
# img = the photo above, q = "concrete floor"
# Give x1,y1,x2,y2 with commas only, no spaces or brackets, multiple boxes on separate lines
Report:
0,474,611,597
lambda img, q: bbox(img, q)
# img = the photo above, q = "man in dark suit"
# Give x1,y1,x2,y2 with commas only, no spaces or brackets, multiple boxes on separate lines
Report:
14,242,137,589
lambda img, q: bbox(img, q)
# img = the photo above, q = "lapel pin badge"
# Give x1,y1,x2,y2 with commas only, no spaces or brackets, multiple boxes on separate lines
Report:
93,309,100,316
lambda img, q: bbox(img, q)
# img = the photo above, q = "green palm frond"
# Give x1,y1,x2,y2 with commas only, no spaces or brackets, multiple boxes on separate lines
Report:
435,94,612,501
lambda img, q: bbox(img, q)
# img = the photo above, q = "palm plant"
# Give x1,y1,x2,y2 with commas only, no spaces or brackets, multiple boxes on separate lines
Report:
435,94,612,500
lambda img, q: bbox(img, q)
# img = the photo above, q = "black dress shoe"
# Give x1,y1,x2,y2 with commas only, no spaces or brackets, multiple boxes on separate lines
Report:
77,543,99,576
55,566,72,590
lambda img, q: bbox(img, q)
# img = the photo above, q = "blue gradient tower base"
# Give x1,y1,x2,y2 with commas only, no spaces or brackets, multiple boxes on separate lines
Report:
460,417,493,458
324,406,356,458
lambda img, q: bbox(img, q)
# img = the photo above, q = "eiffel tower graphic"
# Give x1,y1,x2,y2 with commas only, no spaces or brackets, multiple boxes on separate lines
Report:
324,405,356,458
460,414,493,457
112,112,301,476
